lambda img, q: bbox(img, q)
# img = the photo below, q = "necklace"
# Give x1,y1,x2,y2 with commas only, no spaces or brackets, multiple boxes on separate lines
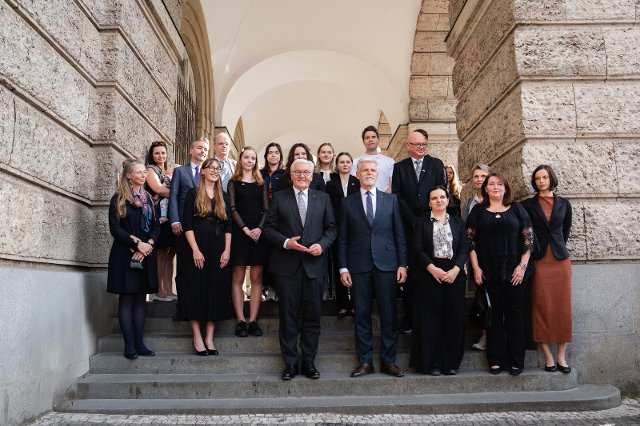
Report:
495,213,501,218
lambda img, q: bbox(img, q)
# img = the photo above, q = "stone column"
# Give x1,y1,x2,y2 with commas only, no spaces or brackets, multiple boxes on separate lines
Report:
408,0,458,167
447,0,640,391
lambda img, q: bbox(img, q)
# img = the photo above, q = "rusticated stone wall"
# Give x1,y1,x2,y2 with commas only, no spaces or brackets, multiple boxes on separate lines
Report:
0,0,194,422
404,0,459,166
447,0,640,392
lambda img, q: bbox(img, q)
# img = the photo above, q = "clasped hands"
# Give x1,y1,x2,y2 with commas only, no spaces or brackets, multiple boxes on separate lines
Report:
286,236,322,256
428,264,460,284
243,227,262,242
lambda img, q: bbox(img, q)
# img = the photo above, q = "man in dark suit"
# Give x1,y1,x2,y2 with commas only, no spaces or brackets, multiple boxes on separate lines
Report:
263,159,337,381
338,158,408,378
168,138,209,319
392,129,446,334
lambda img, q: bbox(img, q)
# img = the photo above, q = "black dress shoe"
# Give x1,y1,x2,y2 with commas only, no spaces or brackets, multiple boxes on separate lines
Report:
124,351,138,360
398,327,412,335
557,364,571,374
248,321,263,337
281,366,298,381
193,342,208,356
381,362,404,377
544,364,557,372
302,364,320,379
443,369,458,376
427,368,441,376
509,367,523,376
135,348,155,357
489,366,502,375
351,363,374,377
235,321,249,337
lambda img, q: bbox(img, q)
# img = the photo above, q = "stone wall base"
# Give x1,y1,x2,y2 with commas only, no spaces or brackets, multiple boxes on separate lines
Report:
0,266,112,424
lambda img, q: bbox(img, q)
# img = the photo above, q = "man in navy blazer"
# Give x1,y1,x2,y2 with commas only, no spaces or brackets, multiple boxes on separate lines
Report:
392,129,446,334
168,138,209,319
263,159,337,381
338,157,408,378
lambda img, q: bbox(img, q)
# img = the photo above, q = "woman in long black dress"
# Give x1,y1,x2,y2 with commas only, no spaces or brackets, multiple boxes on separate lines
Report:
467,172,534,376
183,158,232,356
410,186,468,375
228,147,269,337
107,159,160,359
325,152,360,317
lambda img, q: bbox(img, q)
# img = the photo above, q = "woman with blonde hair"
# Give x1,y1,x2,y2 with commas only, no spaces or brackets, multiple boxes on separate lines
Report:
445,164,462,216
228,147,269,337
107,159,160,359
315,143,335,184
182,158,233,355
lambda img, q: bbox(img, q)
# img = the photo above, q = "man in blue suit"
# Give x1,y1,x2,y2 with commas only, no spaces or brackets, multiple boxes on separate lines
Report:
168,138,209,319
338,157,408,378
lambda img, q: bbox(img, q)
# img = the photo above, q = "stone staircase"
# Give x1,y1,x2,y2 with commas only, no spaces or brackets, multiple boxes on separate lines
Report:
58,301,620,415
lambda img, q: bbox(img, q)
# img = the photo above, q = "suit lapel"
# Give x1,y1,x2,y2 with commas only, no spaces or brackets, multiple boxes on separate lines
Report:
417,156,426,184
532,197,550,229
373,191,384,227
549,195,560,226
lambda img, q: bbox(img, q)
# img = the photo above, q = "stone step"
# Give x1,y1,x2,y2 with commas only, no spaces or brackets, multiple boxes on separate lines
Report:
99,331,489,353
76,369,577,400
59,384,621,415
89,350,540,374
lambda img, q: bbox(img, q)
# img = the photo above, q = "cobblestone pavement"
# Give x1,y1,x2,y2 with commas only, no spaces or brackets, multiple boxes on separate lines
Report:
29,397,640,425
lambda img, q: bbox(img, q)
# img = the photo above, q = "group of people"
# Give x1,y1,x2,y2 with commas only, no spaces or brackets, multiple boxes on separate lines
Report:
106,125,573,381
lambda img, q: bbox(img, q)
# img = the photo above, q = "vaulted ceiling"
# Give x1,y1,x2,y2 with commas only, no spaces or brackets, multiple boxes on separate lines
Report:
201,0,422,156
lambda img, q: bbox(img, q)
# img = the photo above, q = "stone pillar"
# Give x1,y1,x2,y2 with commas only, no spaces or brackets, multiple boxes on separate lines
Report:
408,0,458,167
447,0,640,392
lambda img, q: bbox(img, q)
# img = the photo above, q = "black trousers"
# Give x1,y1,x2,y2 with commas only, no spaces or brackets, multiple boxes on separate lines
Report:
275,265,324,368
485,279,526,369
173,233,187,319
410,258,465,373
352,268,398,365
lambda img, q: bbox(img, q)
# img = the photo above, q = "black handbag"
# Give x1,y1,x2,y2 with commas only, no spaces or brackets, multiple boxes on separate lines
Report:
469,285,492,329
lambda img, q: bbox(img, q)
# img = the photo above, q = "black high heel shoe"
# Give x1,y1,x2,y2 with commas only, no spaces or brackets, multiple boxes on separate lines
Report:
193,341,208,356
205,342,219,356
544,364,557,372
557,364,571,374
124,351,138,360
135,347,155,357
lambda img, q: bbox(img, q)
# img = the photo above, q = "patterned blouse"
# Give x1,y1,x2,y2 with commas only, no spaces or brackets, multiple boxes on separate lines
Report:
431,212,454,259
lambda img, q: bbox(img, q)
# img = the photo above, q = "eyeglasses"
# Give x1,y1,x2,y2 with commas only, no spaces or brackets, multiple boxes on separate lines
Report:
408,143,428,149
203,166,222,172
291,170,311,177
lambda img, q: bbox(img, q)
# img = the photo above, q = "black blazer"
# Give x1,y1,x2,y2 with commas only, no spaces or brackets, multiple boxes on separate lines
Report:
263,187,337,278
337,191,407,274
392,155,446,229
325,173,360,223
521,195,572,261
412,214,468,282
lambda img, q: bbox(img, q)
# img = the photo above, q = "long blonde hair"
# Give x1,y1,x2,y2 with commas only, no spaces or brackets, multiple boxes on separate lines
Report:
315,142,335,173
194,158,227,220
116,159,144,218
231,146,264,186
446,164,462,199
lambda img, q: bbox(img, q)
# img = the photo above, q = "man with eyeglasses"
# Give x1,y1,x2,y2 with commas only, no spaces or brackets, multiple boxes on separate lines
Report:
263,159,337,381
213,133,237,192
392,129,446,335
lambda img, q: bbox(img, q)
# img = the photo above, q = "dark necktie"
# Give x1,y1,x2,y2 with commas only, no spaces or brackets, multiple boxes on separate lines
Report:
194,166,200,185
414,160,421,181
366,191,374,225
